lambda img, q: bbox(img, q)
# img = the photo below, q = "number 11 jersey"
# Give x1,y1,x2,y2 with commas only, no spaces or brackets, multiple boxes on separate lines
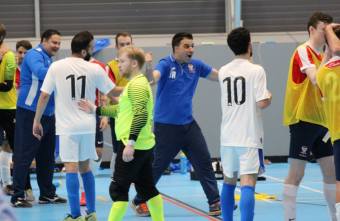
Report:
218,58,269,148
41,57,115,135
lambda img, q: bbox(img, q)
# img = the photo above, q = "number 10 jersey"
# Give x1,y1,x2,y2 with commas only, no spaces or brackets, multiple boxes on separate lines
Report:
218,58,269,148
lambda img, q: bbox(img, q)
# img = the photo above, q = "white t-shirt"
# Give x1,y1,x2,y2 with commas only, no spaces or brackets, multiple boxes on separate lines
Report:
41,57,115,135
218,58,269,148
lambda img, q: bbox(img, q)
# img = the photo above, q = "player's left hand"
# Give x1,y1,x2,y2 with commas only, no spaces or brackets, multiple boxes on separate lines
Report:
99,116,109,131
122,145,134,162
32,121,43,140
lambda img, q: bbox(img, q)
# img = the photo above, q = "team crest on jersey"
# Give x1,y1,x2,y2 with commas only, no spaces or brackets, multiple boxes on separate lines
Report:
169,67,176,79
188,64,195,73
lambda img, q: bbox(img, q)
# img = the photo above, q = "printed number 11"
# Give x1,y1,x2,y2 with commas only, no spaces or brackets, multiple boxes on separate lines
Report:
66,74,86,99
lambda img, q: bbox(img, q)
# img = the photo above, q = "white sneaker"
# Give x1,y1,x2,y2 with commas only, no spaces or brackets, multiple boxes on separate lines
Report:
25,189,35,202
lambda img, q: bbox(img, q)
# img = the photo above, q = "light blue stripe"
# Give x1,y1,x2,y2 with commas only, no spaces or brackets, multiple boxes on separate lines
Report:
24,74,39,106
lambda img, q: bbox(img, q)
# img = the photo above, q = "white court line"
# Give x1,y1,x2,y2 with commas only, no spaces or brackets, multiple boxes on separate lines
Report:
264,175,323,194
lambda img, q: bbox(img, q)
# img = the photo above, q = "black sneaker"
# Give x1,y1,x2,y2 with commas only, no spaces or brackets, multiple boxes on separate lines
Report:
39,194,67,204
11,197,33,208
208,201,221,216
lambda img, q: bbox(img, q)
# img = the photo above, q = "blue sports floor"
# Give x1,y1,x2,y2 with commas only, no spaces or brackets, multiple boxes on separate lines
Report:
7,163,330,221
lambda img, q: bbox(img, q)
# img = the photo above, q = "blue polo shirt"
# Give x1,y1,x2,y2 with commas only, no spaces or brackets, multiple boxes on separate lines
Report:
154,55,212,125
17,44,55,116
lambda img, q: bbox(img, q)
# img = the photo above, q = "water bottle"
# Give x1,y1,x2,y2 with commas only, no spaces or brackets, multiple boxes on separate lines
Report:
180,152,187,174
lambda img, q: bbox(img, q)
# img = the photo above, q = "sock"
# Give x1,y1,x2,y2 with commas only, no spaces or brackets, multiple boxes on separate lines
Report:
90,158,101,176
240,185,255,221
147,194,165,221
81,171,96,213
66,173,81,218
221,183,236,221
0,151,12,185
336,203,340,221
110,152,117,174
78,173,84,192
108,201,128,221
283,184,298,221
323,183,336,221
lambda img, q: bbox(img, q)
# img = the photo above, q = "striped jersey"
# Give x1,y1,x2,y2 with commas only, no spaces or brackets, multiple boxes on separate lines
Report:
100,74,155,150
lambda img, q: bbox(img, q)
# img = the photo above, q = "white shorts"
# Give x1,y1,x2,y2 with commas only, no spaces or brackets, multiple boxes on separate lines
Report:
59,134,98,163
220,146,265,178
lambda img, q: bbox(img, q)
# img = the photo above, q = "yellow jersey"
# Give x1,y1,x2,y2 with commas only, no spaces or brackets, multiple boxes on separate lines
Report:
0,50,17,109
316,56,340,142
283,43,326,127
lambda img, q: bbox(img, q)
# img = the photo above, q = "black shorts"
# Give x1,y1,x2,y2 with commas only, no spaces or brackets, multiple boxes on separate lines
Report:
0,109,16,150
333,139,340,181
113,141,158,201
289,121,333,161
95,115,103,148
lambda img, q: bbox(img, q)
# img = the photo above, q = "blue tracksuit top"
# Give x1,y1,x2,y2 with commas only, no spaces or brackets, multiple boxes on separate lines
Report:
17,44,55,116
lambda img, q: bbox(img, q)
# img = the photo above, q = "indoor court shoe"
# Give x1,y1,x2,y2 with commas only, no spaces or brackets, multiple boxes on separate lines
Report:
131,201,150,217
63,215,85,221
11,197,33,208
25,189,35,202
85,212,97,221
39,194,67,204
208,200,222,216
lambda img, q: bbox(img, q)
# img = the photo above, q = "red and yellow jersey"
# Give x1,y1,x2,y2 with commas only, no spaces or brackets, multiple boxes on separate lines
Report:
283,42,326,127
316,56,340,142
107,59,129,87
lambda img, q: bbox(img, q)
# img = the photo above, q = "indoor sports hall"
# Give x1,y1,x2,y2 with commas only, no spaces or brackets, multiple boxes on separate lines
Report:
0,0,340,221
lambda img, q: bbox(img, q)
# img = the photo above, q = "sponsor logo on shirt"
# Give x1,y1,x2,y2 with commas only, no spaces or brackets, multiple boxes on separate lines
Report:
169,67,176,79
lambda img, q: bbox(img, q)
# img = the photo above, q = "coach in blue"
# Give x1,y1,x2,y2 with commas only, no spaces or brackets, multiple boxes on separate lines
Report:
133,32,221,216
11,29,66,207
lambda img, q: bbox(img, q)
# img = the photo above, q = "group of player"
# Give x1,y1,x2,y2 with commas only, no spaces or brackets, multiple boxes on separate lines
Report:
0,10,340,221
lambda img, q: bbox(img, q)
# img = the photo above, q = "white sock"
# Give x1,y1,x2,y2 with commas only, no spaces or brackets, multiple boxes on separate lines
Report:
0,151,12,186
110,152,116,174
90,158,102,176
323,183,336,221
336,203,340,221
283,184,298,221
78,172,84,192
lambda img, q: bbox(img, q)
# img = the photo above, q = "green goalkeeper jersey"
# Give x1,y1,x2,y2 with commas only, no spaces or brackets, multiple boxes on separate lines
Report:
100,73,155,150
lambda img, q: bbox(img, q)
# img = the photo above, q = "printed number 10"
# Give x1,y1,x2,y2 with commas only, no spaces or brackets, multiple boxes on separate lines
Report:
223,76,246,106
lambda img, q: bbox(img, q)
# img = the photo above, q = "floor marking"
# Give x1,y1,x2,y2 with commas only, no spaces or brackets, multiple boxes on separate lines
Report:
264,175,323,194
161,193,222,221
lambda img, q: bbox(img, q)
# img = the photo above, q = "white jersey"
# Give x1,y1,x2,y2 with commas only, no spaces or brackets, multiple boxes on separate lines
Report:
218,58,269,148
41,57,115,135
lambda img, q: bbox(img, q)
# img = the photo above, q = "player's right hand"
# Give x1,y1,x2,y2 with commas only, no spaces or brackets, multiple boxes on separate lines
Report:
78,99,96,114
32,121,43,140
